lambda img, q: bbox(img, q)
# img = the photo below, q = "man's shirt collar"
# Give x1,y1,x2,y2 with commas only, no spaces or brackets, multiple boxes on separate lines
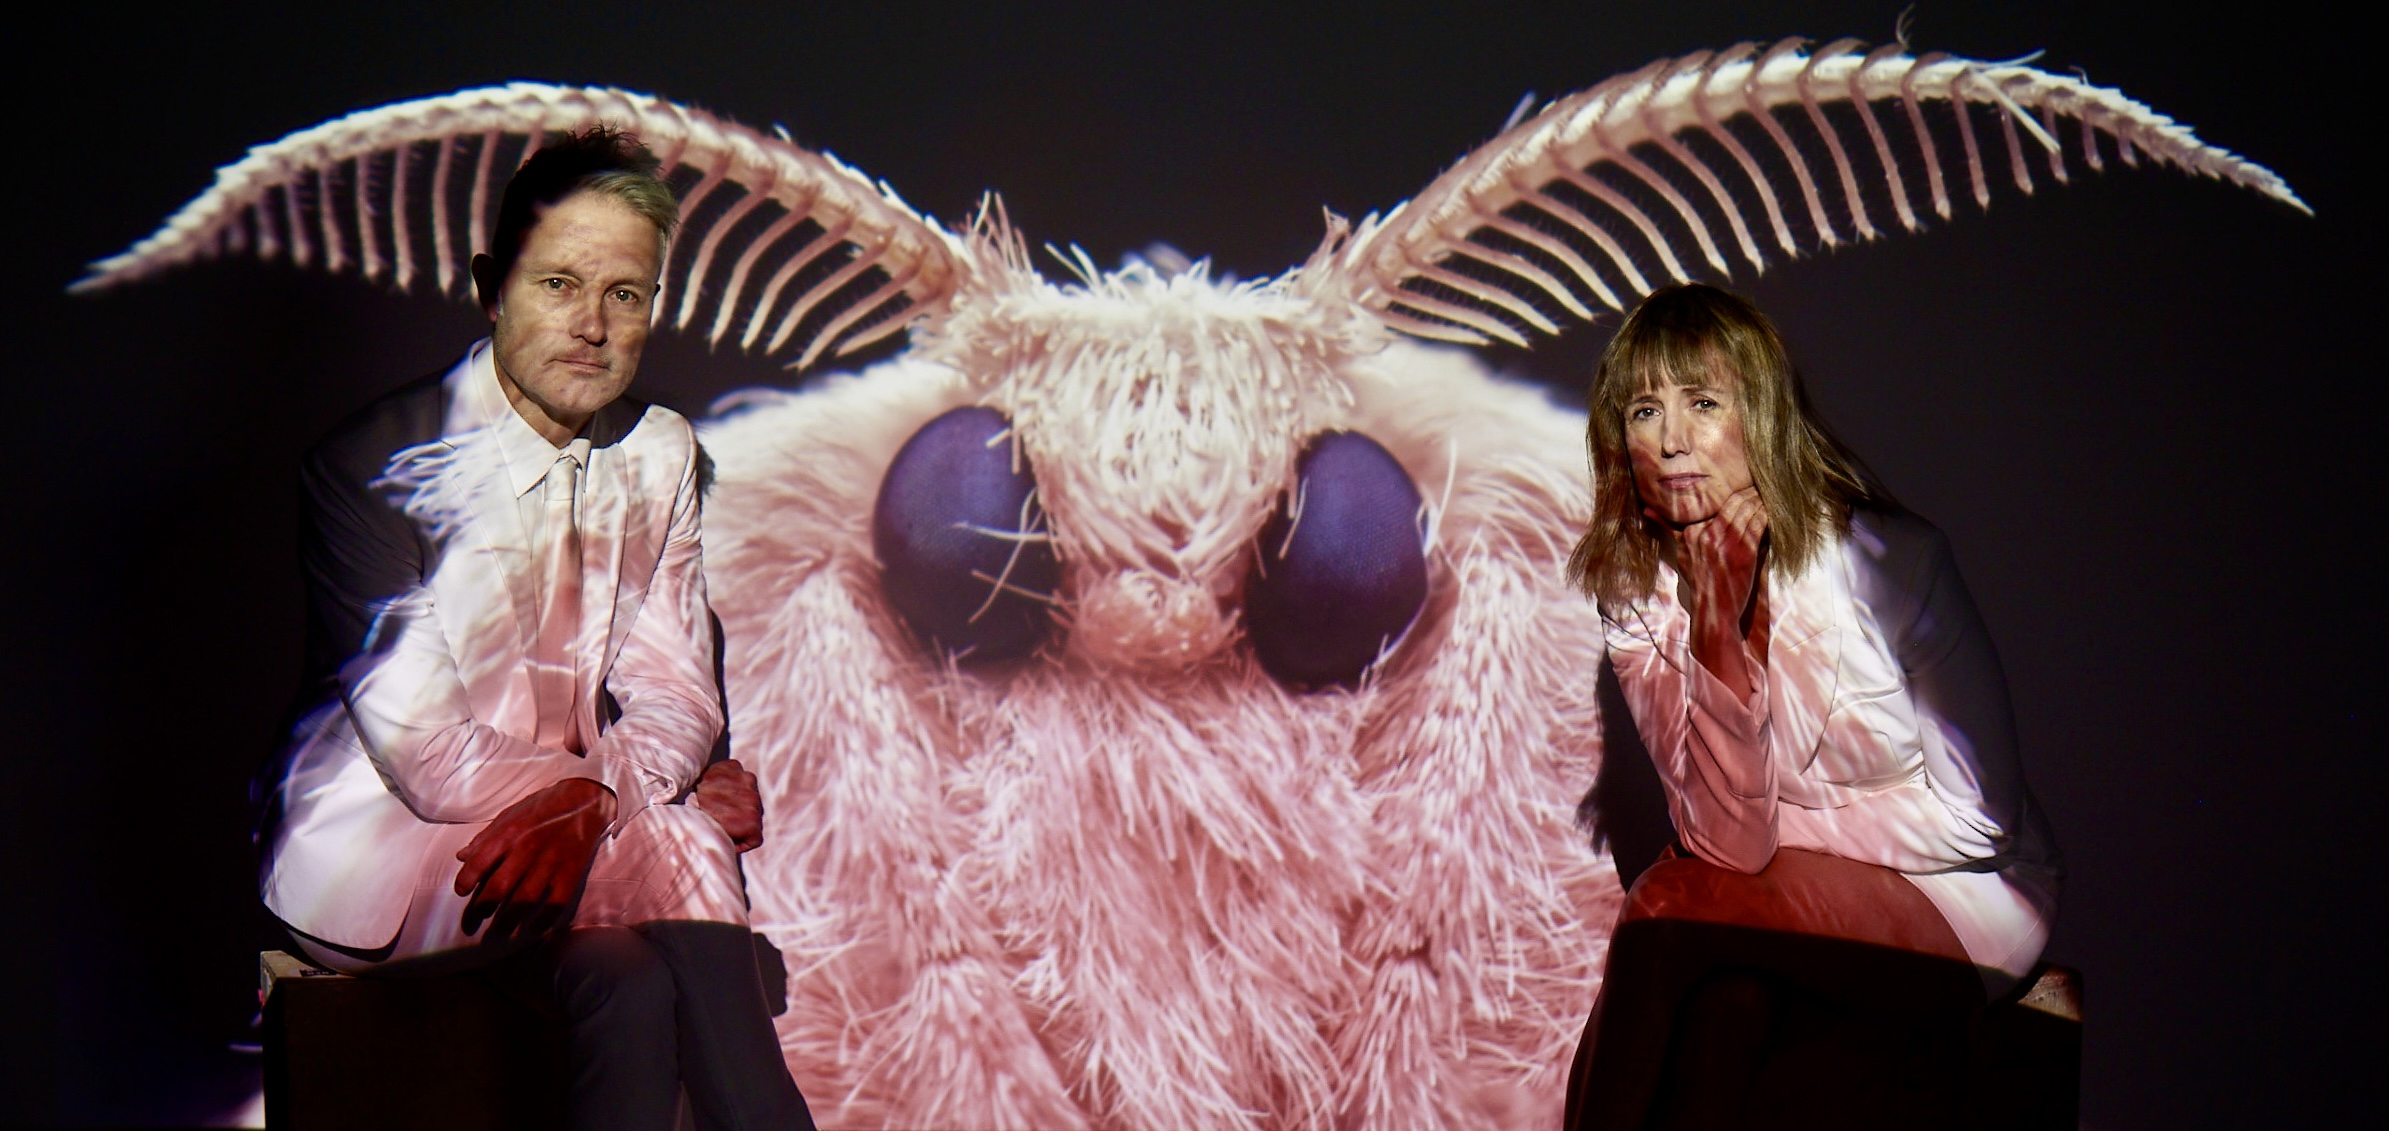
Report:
464,339,592,499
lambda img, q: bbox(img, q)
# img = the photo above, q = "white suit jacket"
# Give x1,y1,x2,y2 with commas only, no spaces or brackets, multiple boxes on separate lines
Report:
1604,508,2062,988
261,342,723,948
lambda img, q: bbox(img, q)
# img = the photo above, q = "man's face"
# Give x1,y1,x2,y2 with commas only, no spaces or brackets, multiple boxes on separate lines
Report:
484,190,663,443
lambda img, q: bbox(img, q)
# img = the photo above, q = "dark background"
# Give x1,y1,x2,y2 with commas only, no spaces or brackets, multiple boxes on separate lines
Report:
13,2,2367,1127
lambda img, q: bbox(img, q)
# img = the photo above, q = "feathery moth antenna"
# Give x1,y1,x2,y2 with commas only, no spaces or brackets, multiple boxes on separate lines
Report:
1901,53,1954,220
1336,40,2302,347
1850,43,1923,232
73,84,968,371
1800,40,1879,240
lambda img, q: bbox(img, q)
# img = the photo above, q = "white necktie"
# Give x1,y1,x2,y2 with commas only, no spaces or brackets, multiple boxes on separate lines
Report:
532,451,585,754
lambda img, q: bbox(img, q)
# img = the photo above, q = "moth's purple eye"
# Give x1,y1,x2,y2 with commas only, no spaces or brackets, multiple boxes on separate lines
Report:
1245,431,1428,689
873,406,1059,663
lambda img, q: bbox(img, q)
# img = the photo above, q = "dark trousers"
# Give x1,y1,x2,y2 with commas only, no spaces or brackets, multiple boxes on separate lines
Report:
549,922,814,1131
294,921,815,1131
1565,849,1985,1131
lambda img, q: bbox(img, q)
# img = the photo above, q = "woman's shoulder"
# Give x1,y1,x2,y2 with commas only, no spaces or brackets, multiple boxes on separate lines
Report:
1841,502,1955,575
1836,503,1987,652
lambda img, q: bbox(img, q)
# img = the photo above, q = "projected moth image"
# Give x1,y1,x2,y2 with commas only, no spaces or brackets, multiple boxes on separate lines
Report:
84,38,2302,1131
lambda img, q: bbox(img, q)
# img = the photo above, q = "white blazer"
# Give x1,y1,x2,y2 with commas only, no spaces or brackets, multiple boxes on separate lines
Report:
1603,507,2062,989
260,342,723,948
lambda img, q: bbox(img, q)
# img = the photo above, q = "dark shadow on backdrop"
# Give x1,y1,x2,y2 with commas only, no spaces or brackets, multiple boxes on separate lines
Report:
1581,653,1674,892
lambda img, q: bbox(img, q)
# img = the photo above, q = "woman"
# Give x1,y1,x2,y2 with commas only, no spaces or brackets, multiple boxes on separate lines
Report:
1563,284,2061,1129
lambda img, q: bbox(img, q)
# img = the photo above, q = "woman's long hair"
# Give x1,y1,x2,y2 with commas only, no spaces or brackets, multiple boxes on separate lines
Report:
1566,284,1879,608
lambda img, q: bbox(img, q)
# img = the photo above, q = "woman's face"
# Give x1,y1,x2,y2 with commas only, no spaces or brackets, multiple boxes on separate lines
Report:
1623,376,1756,527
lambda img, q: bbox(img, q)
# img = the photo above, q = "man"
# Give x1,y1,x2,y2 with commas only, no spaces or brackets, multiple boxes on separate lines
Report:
258,126,813,1130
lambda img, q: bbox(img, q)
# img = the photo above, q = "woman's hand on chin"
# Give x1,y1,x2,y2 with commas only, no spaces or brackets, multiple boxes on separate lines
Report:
1673,485,1769,695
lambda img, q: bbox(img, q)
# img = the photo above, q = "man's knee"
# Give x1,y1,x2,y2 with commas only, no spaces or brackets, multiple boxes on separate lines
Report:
621,801,740,871
552,926,675,1021
580,801,751,928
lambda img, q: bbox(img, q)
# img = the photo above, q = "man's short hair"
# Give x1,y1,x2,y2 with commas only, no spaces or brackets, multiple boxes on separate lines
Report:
487,125,678,284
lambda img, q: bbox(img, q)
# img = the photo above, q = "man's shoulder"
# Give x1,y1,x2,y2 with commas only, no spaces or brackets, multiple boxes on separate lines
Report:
306,366,456,483
592,395,701,492
593,393,692,448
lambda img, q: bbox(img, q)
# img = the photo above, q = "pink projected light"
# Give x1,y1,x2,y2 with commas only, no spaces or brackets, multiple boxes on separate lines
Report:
83,39,2301,1130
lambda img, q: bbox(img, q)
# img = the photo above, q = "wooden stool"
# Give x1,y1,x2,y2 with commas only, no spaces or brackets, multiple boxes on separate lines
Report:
259,950,568,1130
